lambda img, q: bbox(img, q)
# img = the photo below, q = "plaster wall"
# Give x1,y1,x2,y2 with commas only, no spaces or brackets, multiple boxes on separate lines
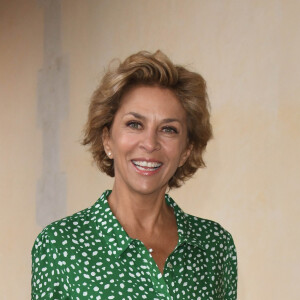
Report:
0,0,299,298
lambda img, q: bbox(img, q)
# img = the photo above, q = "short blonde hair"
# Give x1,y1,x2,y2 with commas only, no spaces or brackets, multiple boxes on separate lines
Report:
82,50,212,188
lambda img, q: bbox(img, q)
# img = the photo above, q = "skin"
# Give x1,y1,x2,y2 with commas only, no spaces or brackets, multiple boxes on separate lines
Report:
102,85,192,274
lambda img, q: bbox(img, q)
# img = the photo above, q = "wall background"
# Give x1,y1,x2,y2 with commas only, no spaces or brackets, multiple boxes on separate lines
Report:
1,0,299,299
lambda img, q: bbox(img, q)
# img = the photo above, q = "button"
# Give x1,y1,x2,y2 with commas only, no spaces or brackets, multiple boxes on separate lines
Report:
167,262,173,268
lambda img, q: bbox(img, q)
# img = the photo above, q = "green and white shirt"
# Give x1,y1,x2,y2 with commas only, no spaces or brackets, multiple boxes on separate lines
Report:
32,190,237,299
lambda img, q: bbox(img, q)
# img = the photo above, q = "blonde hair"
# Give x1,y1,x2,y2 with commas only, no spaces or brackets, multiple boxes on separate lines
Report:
82,50,212,188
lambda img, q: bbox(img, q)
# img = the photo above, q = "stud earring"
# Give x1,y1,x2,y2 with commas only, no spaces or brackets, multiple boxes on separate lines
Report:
107,152,112,158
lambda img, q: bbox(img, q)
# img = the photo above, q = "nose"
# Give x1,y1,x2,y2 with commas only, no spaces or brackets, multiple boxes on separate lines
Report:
140,129,161,153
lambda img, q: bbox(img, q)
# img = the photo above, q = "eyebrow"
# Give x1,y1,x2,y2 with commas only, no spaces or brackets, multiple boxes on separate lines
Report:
125,112,182,124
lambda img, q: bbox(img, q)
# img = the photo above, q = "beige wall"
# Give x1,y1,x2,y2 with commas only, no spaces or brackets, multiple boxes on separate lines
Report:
1,0,299,299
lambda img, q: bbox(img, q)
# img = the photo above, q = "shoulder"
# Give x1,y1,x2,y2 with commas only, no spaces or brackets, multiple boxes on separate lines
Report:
185,213,231,238
184,212,236,254
184,213,238,293
32,204,96,255
166,194,236,253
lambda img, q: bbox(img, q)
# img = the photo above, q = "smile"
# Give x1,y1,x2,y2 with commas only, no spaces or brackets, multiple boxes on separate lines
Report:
131,160,163,174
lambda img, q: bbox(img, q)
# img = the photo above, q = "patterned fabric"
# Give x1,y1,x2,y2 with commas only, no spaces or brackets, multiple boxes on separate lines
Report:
32,190,237,299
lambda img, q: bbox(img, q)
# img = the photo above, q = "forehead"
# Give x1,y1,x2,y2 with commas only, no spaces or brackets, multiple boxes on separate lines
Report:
117,85,186,120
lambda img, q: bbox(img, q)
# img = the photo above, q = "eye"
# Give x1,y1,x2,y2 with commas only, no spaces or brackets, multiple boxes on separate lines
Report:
127,121,143,130
162,126,178,134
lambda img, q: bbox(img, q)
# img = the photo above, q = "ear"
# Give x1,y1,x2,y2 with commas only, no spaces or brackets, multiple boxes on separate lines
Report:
179,143,193,167
102,127,113,159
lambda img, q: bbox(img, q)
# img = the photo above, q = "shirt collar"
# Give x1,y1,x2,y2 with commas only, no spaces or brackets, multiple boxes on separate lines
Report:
92,190,132,257
165,194,206,251
91,190,205,258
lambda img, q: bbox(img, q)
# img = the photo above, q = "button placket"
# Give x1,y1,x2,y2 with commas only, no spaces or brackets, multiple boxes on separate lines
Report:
136,242,172,299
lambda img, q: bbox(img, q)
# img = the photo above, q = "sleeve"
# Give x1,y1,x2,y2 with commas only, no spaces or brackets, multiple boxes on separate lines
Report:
224,231,238,300
31,228,65,299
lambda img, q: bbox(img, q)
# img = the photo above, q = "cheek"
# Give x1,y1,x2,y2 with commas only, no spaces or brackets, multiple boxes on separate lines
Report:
163,141,185,161
111,134,138,154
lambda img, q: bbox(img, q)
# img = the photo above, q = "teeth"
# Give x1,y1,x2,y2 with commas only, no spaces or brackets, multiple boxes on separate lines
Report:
135,165,157,171
132,160,162,168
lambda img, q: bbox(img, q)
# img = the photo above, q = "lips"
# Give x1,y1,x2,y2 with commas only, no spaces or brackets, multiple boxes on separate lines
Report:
131,160,163,174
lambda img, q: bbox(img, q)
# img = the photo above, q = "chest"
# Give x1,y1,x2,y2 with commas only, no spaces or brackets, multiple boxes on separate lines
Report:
60,243,225,299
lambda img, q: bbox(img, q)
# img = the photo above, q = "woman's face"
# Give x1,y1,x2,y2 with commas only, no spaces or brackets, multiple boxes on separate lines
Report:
103,85,191,196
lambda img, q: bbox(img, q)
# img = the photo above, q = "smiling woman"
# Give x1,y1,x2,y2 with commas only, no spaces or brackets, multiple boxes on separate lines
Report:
102,85,191,196
31,51,238,299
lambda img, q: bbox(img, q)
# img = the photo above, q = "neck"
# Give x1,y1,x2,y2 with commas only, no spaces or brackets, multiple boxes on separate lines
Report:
108,182,171,236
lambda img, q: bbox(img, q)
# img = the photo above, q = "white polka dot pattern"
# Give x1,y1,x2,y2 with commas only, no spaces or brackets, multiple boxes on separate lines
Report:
32,190,237,299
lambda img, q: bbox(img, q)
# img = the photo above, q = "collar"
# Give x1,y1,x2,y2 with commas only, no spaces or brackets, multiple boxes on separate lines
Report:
91,190,206,258
165,194,206,251
92,190,132,257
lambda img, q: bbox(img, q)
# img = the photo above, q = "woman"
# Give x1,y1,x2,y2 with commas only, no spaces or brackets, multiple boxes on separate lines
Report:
32,50,237,299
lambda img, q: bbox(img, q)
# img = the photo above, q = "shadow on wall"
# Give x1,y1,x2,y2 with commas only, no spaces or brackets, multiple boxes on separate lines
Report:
36,0,69,227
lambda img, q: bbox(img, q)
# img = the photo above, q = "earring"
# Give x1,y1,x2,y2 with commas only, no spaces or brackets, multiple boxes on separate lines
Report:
107,152,112,158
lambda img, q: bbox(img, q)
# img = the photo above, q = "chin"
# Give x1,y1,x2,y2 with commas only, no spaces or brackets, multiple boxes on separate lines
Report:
129,181,168,196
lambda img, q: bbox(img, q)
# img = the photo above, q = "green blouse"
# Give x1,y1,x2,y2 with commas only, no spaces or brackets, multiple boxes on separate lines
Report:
32,190,237,299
